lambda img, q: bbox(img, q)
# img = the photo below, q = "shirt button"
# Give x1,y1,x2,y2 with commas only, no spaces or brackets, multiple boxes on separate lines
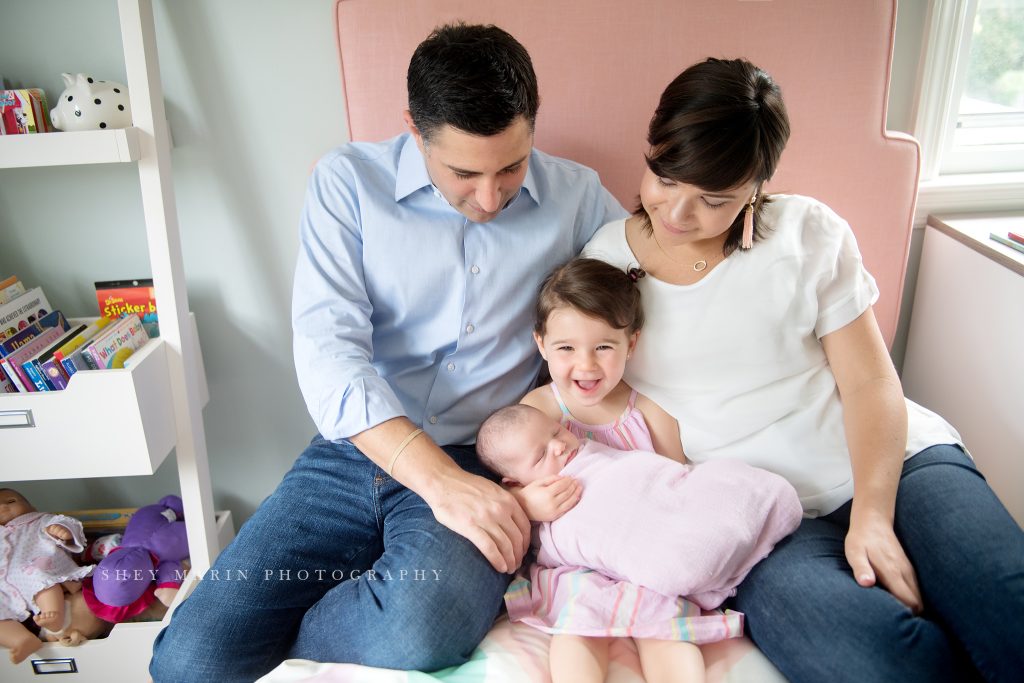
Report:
470,265,480,274
465,324,475,334
447,362,455,372
429,416,438,424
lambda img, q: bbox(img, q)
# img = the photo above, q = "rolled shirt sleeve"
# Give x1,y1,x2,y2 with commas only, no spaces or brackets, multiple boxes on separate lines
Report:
292,148,406,442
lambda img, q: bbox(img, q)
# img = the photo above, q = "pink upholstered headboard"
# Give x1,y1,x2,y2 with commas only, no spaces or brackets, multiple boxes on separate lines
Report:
334,0,919,346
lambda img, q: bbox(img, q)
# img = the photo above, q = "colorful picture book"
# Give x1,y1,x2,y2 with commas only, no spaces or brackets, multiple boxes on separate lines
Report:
0,310,70,392
0,88,52,135
53,316,114,380
0,310,69,358
0,276,26,305
80,313,150,370
21,324,88,391
0,325,67,391
95,279,159,338
0,286,51,342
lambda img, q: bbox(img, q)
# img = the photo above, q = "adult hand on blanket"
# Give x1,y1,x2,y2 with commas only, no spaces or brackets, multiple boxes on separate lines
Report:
845,509,923,614
427,468,532,574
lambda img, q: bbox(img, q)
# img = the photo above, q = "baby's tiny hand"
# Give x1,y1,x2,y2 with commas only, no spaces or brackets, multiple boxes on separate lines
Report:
45,524,72,543
519,475,582,522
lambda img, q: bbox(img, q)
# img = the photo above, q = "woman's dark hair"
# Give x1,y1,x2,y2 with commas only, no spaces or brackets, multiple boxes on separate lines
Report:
635,58,791,254
535,258,645,337
408,23,540,141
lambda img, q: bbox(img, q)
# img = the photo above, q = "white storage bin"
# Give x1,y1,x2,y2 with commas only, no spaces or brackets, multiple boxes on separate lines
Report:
0,510,234,682
0,316,209,481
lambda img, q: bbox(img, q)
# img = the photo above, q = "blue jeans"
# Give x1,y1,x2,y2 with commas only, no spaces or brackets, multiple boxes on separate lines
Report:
730,444,1024,682
149,437,510,682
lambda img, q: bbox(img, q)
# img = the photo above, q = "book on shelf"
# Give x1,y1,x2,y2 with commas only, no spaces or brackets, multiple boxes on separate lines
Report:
96,278,159,338
0,286,51,342
0,310,69,358
81,313,150,370
21,324,87,391
0,325,67,392
54,316,113,379
0,276,26,305
990,233,1024,256
0,88,52,135
0,311,69,392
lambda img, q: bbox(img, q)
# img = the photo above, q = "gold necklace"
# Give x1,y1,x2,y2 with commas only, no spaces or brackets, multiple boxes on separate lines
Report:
650,231,717,272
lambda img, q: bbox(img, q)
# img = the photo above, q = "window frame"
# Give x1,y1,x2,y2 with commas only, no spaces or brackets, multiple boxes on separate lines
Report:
912,0,1024,220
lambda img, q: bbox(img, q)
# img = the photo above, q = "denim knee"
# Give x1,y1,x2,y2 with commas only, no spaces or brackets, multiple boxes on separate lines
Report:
382,595,503,671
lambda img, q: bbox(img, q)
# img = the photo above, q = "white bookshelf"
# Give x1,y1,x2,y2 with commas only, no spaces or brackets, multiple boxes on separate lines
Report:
0,1,227,679
0,128,141,168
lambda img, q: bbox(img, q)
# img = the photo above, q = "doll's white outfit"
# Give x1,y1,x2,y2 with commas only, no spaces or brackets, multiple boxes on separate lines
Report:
0,512,92,621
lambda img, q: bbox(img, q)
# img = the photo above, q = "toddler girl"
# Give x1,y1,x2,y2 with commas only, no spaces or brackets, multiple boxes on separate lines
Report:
478,258,802,683
477,406,801,683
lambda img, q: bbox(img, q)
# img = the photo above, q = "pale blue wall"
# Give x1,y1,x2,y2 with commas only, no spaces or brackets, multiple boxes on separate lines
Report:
0,0,345,520
0,0,929,523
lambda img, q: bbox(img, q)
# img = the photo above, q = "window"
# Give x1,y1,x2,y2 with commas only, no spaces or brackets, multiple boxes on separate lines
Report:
912,0,1024,218
944,0,1024,174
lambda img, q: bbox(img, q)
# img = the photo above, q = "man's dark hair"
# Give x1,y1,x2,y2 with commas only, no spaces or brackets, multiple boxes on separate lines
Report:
408,22,540,141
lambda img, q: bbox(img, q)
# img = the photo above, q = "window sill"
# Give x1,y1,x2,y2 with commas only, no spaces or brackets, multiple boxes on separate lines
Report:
915,171,1024,225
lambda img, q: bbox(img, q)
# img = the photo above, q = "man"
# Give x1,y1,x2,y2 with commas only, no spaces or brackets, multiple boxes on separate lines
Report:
150,23,625,682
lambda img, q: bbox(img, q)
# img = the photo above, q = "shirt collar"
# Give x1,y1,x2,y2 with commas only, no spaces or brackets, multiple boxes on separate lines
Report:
395,135,432,202
393,133,541,207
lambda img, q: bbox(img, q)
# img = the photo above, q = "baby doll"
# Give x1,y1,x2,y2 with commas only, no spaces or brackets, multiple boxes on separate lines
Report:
38,588,114,647
0,488,93,664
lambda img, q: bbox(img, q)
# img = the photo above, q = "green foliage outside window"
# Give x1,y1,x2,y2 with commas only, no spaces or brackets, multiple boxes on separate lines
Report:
965,0,1024,109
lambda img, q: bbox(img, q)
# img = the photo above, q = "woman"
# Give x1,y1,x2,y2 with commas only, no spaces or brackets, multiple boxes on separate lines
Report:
582,57,1024,682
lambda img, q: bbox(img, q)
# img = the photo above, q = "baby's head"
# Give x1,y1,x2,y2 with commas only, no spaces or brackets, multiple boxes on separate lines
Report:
477,405,581,486
534,258,645,407
0,488,33,525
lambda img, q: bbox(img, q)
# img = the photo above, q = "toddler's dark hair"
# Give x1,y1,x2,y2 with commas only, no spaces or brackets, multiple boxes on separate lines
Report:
535,258,644,337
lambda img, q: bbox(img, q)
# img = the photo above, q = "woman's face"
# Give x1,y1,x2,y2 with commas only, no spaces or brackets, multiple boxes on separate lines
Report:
639,169,757,247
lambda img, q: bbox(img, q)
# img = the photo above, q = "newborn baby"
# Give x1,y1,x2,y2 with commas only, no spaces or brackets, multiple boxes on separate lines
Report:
477,404,803,609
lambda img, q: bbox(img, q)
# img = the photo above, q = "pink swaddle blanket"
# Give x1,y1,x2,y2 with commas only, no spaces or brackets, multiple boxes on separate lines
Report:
536,440,803,609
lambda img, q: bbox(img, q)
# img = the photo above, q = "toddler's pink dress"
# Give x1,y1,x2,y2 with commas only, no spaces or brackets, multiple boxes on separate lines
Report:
0,512,93,622
504,384,801,641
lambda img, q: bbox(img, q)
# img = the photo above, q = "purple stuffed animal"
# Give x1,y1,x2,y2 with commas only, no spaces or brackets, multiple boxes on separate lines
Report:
82,495,189,623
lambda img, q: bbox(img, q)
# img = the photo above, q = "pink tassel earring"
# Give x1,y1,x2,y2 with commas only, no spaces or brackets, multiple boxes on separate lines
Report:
741,192,757,250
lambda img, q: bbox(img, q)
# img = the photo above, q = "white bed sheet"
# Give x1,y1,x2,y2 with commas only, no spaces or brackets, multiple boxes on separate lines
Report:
256,615,786,683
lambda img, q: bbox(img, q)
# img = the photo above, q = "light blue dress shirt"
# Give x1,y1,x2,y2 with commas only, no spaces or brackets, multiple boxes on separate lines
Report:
292,133,627,446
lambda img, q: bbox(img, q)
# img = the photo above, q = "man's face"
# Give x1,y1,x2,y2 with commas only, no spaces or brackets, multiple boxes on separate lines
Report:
406,114,533,223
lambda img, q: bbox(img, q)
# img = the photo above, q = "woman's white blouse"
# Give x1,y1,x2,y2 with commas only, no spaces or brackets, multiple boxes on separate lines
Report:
582,195,961,516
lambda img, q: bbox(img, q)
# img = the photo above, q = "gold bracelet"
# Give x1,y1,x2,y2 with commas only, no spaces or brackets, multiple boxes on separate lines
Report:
388,428,424,476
